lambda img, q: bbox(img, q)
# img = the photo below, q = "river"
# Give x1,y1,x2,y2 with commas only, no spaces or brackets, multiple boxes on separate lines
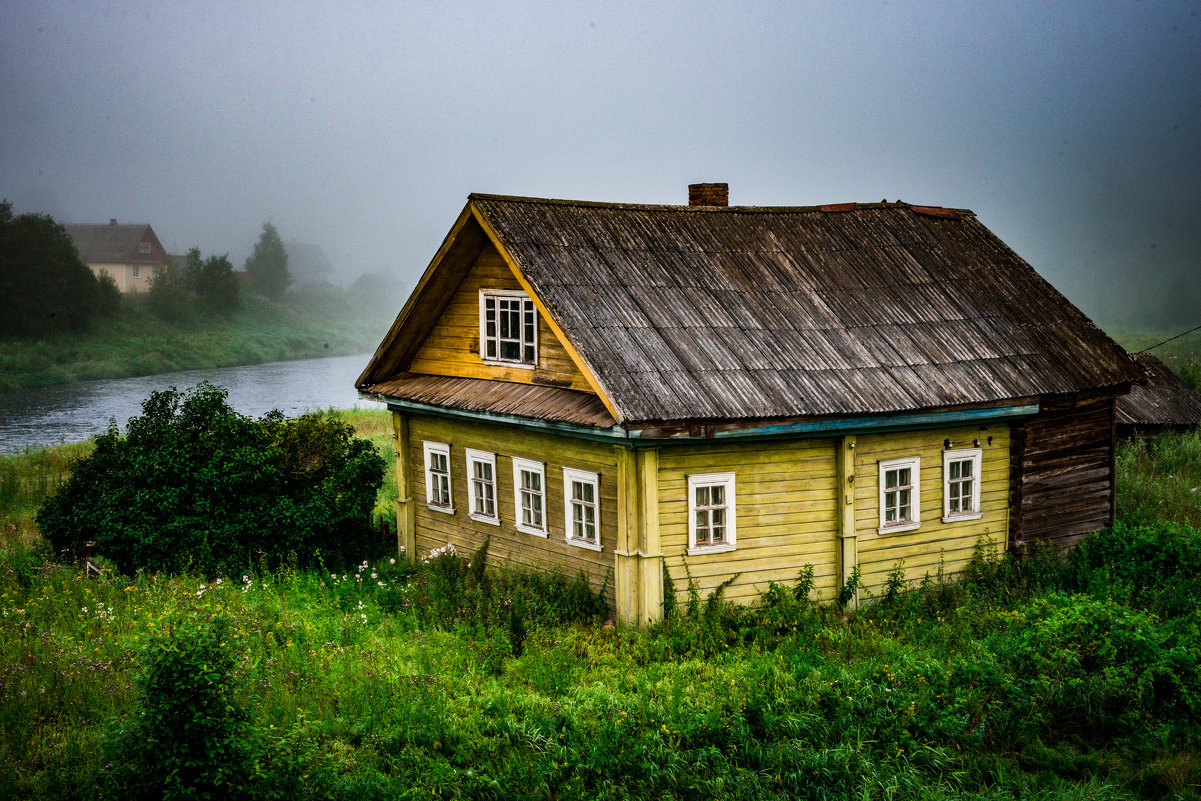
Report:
0,354,382,455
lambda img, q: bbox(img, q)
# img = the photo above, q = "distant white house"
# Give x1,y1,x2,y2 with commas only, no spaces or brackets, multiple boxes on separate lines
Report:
65,220,169,293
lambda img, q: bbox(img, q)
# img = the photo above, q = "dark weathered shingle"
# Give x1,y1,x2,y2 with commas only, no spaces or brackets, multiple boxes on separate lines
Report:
1117,354,1201,427
466,195,1137,425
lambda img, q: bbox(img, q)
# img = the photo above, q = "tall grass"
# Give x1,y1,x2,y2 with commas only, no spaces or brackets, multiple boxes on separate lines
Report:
1,414,1199,798
1117,427,1201,528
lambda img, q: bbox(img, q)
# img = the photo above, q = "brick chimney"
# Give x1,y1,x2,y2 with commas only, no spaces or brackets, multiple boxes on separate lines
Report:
688,183,728,207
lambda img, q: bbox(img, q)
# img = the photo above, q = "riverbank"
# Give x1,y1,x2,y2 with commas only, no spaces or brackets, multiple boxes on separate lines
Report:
0,287,398,391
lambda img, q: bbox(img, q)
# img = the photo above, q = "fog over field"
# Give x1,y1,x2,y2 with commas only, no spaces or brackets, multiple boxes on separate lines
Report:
1,2,1198,328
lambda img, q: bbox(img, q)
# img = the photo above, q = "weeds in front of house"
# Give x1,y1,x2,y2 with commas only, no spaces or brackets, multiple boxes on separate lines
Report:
5,526,1199,800
1,420,1200,799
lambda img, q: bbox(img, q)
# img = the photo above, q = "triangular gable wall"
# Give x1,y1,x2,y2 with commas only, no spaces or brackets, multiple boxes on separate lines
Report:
408,237,595,392
358,202,618,419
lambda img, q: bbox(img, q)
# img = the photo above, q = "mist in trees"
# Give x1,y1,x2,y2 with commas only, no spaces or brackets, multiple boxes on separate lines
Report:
0,200,119,337
244,221,290,300
147,246,240,320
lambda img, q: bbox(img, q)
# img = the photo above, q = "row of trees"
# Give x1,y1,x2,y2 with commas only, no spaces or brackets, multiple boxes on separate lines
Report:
1,199,294,336
147,221,291,317
0,200,121,337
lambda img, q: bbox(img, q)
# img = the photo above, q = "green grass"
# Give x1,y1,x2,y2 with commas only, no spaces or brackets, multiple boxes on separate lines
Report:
0,287,398,391
1,416,1199,799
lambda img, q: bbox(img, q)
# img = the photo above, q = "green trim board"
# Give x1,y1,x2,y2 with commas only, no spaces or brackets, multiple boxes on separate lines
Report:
363,393,1039,445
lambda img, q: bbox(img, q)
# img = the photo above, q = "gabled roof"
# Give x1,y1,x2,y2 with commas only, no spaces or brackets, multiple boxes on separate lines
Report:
64,222,165,264
1117,353,1201,428
360,194,1139,427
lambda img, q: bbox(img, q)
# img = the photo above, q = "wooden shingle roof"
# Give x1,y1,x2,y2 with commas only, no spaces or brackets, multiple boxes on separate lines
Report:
1117,353,1201,428
64,223,163,264
361,195,1139,428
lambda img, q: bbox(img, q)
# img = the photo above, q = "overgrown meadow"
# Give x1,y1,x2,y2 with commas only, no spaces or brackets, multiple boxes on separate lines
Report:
2,414,1200,799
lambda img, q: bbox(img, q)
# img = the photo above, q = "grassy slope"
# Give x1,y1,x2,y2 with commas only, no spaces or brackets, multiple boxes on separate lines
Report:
1,419,1200,798
0,287,399,391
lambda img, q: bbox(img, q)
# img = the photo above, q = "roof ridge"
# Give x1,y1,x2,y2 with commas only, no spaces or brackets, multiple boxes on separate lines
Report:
468,193,976,217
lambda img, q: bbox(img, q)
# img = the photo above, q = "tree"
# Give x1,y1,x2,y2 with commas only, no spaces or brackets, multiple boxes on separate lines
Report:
0,199,110,336
243,221,290,300
182,246,240,312
196,253,240,312
38,382,385,575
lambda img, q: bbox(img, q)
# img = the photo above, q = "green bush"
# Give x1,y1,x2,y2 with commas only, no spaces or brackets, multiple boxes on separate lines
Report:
101,612,255,798
36,382,385,575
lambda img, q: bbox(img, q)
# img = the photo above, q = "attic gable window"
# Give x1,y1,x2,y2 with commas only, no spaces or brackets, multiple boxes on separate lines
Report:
480,289,537,367
138,242,151,254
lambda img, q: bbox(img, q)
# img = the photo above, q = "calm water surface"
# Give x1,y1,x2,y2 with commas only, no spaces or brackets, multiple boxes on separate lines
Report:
0,354,381,455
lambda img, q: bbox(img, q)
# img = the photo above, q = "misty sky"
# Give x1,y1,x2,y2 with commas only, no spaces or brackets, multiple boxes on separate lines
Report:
2,1,1198,328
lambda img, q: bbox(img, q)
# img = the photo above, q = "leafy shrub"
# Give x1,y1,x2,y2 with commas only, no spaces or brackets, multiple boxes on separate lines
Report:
1064,521,1201,618
37,382,385,575
101,612,255,798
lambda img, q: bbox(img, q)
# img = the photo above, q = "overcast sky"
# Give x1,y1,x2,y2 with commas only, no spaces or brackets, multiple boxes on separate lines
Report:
2,1,1198,328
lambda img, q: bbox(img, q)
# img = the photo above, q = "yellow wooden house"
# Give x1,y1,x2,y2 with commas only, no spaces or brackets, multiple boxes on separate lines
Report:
357,184,1139,624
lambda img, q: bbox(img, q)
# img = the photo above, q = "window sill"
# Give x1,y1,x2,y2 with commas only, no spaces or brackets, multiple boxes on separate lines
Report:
516,524,547,538
566,537,603,553
428,504,456,515
686,542,737,557
941,512,983,524
470,513,500,526
481,358,537,371
877,521,920,535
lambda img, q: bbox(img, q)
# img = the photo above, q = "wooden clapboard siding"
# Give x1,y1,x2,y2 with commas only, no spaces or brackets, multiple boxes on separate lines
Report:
1009,397,1116,554
408,414,616,606
408,244,594,392
854,424,1010,597
657,437,840,605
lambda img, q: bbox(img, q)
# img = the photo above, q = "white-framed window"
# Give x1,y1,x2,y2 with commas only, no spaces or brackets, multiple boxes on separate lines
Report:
480,289,538,367
687,472,736,555
512,456,547,537
132,265,141,278
465,448,499,525
563,467,601,551
423,441,454,513
942,448,983,522
878,456,920,533
138,241,152,254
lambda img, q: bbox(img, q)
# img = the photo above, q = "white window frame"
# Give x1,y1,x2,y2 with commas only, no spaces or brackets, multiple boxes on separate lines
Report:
512,456,547,537
563,467,602,552
878,456,920,533
687,472,737,556
479,289,538,368
132,264,141,278
422,441,454,514
942,448,983,523
465,448,499,525
138,241,152,254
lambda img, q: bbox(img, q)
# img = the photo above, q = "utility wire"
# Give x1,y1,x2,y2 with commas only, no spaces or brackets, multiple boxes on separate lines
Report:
1137,323,1201,354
